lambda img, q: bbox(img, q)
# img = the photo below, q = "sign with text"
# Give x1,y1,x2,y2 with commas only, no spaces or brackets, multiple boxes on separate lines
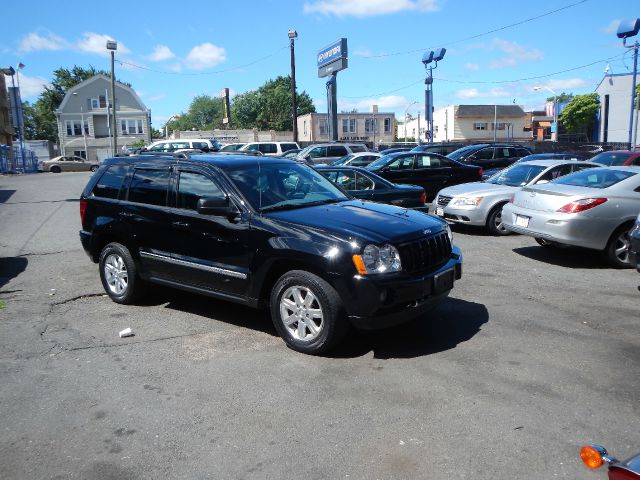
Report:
317,38,348,78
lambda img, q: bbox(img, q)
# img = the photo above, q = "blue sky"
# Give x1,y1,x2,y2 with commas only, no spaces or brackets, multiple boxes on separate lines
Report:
2,0,638,128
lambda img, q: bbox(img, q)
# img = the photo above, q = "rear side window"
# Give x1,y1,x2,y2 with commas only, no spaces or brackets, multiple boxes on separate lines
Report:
328,146,348,156
177,171,223,210
350,145,367,153
260,144,278,154
473,148,494,160
128,169,170,206
92,165,128,199
281,143,298,152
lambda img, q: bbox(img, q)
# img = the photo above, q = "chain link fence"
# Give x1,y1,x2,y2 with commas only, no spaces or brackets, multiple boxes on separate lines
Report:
0,145,39,174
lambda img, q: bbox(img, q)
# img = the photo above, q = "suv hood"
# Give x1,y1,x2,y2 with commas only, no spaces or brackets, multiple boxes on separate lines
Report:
267,200,446,244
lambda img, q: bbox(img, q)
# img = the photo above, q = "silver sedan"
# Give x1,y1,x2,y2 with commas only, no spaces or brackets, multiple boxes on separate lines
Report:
502,167,640,267
432,159,597,235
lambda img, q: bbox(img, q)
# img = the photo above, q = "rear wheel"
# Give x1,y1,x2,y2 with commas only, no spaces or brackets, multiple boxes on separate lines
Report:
604,225,632,268
99,243,146,304
50,166,61,173
486,204,510,236
270,270,349,355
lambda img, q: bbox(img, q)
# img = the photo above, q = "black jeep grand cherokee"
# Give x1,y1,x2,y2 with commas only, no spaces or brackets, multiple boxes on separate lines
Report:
80,154,463,354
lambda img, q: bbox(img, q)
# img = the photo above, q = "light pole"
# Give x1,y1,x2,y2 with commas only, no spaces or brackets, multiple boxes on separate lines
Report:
164,114,180,139
288,29,298,144
422,48,446,143
403,101,418,142
106,40,118,155
533,85,558,141
616,18,640,149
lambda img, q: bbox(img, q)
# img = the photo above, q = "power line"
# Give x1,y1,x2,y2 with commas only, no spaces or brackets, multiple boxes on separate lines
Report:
117,45,289,76
359,0,589,59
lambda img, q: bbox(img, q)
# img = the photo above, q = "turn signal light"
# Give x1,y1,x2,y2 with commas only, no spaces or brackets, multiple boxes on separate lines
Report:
557,198,607,213
580,445,603,470
352,255,368,275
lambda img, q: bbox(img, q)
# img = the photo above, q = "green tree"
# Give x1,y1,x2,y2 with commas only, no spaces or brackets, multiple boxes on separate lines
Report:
546,92,574,104
558,93,600,136
165,95,226,133
230,76,315,130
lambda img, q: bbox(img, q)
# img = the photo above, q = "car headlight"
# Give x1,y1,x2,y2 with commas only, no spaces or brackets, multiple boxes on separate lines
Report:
352,244,402,274
451,196,483,206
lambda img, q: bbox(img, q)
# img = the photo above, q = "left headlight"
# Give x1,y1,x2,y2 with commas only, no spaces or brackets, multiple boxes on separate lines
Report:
451,196,483,206
352,244,402,274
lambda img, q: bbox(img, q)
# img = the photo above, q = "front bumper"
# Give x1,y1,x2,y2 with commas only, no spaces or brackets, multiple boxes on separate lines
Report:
332,246,463,329
431,203,488,226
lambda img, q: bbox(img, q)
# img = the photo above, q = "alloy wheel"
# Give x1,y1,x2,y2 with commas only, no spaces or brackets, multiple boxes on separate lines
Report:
279,286,324,341
104,253,129,295
613,231,630,264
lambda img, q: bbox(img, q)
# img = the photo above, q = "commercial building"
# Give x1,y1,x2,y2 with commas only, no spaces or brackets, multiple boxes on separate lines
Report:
595,73,640,144
56,74,151,161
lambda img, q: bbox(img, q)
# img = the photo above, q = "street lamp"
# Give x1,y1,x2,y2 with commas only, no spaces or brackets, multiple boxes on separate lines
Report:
534,85,558,141
288,29,298,144
106,40,118,155
422,47,446,143
616,18,640,149
403,101,418,142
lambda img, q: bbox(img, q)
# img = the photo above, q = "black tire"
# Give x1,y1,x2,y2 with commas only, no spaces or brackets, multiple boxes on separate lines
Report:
486,203,511,236
99,242,146,304
89,165,98,172
270,270,349,355
604,224,633,268
50,166,61,173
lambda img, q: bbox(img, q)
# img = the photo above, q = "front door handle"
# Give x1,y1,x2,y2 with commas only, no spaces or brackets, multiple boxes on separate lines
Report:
172,221,190,229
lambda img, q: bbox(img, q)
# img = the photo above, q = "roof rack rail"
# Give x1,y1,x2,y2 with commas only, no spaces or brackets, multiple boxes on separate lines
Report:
134,151,191,159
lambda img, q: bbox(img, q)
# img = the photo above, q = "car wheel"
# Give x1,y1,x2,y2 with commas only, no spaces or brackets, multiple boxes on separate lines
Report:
486,204,511,236
270,270,349,355
50,166,61,173
99,242,145,304
604,225,632,268
90,165,98,172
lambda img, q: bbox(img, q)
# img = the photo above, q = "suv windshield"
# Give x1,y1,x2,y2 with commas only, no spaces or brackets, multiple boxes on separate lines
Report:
226,162,349,212
551,169,637,189
590,151,633,166
487,164,547,186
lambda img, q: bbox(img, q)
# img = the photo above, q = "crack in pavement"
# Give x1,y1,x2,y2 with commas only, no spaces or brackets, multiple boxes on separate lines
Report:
18,251,67,257
61,332,210,353
50,293,106,308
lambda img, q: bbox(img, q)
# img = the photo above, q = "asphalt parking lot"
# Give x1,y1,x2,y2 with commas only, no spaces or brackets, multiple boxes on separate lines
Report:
1,171,638,480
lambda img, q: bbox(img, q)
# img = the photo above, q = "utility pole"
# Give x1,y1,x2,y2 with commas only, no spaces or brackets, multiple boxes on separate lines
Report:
106,40,118,155
288,30,298,144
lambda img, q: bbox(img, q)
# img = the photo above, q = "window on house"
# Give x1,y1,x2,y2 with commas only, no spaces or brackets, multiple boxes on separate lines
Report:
91,98,99,109
303,121,307,136
83,121,89,135
342,118,356,133
99,95,107,108
66,120,84,136
492,123,506,130
121,119,144,135
73,150,87,159
473,123,487,130
384,118,391,133
319,118,328,134
365,118,377,133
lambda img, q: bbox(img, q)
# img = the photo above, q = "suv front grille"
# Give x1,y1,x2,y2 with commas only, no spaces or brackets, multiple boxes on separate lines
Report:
437,195,452,207
399,232,452,274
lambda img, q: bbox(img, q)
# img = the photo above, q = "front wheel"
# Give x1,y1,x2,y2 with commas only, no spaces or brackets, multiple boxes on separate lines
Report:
50,166,61,173
99,242,146,304
604,225,632,268
270,270,349,355
486,204,511,236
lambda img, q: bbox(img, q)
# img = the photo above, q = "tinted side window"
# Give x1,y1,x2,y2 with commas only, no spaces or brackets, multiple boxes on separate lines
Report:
281,143,297,152
93,165,128,199
328,146,348,157
473,148,494,160
333,170,356,190
388,155,414,170
416,155,442,168
128,169,170,206
350,145,367,153
355,173,374,190
177,171,223,210
308,147,326,158
259,144,277,154
517,148,530,157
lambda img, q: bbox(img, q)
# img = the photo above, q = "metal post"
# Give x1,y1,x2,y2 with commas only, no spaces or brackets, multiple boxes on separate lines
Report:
290,36,298,144
326,73,338,142
552,94,558,141
81,106,88,159
634,89,640,148
417,113,421,144
110,50,117,155
628,41,639,149
493,105,497,143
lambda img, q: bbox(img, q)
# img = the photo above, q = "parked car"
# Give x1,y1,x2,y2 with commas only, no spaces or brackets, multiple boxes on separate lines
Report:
502,167,640,267
239,142,299,156
331,152,382,167
42,156,99,173
316,165,427,210
629,212,640,273
433,159,598,235
79,153,462,354
481,152,592,179
145,139,219,153
365,151,483,201
294,143,369,165
411,142,466,156
580,444,640,479
219,143,246,152
280,148,302,158
590,150,640,167
378,147,413,155
447,143,532,171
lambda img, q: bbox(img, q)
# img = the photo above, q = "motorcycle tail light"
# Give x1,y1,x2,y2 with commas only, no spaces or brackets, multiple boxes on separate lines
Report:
580,446,603,470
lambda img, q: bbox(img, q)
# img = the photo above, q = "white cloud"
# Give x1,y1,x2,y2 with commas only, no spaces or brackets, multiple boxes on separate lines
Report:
546,78,587,90
455,87,514,99
19,32,67,52
16,74,50,99
489,38,543,68
167,63,183,73
147,45,175,62
185,43,226,70
304,0,438,18
601,20,620,33
148,93,166,101
76,32,130,56
456,88,481,99
337,95,411,112
464,63,480,71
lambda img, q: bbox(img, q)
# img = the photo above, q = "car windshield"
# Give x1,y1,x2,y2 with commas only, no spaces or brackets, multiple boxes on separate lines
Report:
590,152,633,166
551,169,637,189
366,154,395,170
447,145,481,161
225,162,349,212
486,164,547,186
332,154,355,165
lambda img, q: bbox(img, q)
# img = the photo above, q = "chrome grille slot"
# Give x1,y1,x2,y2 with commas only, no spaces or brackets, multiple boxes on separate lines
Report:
399,231,452,274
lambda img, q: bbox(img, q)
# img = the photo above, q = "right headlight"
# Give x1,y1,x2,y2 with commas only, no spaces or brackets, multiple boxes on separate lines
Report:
451,196,483,206
352,244,402,274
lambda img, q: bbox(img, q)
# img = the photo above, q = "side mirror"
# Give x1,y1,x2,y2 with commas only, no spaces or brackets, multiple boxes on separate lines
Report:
196,196,238,217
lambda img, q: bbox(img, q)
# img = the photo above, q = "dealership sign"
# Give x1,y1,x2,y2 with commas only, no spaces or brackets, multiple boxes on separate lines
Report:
317,38,348,78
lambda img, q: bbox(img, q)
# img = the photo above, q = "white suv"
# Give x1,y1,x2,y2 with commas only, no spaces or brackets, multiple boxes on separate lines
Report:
145,139,219,153
239,142,300,156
